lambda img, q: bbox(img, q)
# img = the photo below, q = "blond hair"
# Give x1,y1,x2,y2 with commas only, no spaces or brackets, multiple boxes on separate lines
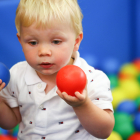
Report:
15,0,83,36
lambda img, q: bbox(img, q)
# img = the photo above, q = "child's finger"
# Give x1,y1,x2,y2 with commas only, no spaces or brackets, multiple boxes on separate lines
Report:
56,89,65,99
0,82,5,90
75,91,85,101
62,92,78,102
0,79,2,84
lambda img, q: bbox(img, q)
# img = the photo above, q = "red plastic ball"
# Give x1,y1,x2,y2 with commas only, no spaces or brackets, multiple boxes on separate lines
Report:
0,135,13,140
128,132,140,140
56,65,87,96
11,137,17,140
133,59,140,71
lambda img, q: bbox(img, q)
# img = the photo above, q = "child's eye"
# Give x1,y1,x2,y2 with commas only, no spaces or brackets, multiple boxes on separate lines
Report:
53,40,61,44
29,41,37,45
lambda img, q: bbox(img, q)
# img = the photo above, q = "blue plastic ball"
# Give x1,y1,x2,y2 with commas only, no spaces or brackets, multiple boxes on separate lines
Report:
0,128,8,135
0,62,10,87
133,112,140,131
101,58,121,74
116,100,137,115
82,54,99,69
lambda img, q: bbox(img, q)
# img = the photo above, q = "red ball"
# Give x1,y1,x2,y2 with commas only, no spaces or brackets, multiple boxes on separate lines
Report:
133,59,140,72
11,137,17,140
56,65,87,96
128,132,140,140
0,135,13,140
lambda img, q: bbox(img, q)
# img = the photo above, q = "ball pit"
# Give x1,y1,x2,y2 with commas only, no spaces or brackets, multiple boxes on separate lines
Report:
108,58,140,140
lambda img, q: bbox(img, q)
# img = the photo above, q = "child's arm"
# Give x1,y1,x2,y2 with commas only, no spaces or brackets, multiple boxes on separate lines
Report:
0,80,21,130
56,89,114,139
72,97,114,139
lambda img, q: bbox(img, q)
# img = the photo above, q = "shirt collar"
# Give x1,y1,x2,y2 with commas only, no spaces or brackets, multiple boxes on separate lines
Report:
73,51,81,67
24,64,43,85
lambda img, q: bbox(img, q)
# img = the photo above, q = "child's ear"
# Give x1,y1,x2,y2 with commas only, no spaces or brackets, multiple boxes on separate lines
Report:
74,33,83,51
16,33,21,44
17,33,24,52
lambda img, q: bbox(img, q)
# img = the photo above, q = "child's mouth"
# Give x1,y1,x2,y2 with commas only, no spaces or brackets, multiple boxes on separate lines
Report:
40,62,53,68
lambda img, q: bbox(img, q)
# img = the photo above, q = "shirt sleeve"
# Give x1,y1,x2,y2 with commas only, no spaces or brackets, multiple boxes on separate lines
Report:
0,64,19,108
87,69,113,112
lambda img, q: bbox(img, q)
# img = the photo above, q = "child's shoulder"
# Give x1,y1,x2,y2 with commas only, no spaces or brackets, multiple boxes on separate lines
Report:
5,61,29,91
10,61,28,71
10,61,28,77
80,57,105,74
79,57,110,82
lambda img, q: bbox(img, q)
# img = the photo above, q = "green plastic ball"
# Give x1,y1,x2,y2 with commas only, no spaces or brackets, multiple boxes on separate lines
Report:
137,74,140,84
113,121,135,140
108,74,119,89
135,96,140,110
114,112,132,125
12,125,19,137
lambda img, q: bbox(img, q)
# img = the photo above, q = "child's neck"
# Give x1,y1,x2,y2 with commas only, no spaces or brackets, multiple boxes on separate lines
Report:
36,72,57,94
68,57,75,65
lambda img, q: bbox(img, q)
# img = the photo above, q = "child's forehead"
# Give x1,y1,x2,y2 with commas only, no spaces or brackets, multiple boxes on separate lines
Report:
24,19,74,32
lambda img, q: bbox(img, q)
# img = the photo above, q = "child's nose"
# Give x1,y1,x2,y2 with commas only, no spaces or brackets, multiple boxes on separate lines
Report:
38,45,52,56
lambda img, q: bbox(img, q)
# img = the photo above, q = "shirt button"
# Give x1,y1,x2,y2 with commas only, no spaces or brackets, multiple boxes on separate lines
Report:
38,84,42,89
39,105,44,110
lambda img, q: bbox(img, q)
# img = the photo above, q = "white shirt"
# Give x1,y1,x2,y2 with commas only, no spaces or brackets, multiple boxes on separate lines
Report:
0,51,113,140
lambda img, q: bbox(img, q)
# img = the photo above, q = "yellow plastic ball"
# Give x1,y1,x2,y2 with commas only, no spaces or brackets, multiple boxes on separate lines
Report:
112,87,127,109
120,63,139,78
119,79,140,100
107,131,123,140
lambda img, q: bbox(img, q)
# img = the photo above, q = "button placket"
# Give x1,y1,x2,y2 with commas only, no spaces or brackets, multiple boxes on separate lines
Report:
35,103,48,128
34,83,47,105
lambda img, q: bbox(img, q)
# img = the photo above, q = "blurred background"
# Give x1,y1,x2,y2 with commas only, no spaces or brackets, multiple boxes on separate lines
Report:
0,0,140,140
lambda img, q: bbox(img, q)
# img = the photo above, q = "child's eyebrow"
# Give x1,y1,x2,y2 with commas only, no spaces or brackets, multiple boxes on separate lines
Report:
50,31,66,37
22,35,38,41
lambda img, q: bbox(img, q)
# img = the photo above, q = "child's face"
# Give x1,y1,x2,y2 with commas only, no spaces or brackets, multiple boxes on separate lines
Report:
17,22,82,78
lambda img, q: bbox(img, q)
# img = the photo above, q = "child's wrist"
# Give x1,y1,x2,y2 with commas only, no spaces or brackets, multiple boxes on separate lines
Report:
73,97,90,109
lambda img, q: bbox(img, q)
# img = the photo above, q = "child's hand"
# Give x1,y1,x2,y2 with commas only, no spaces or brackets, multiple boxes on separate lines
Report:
56,86,88,107
0,79,5,91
